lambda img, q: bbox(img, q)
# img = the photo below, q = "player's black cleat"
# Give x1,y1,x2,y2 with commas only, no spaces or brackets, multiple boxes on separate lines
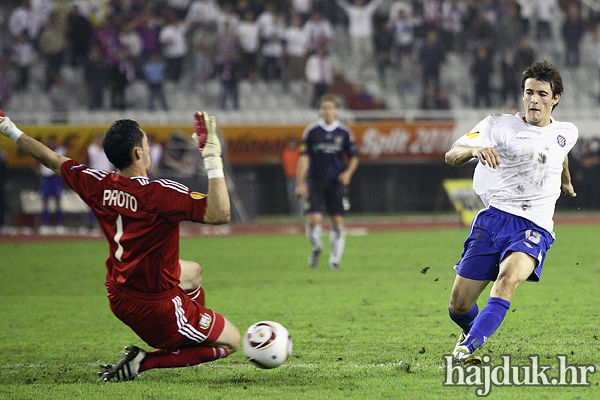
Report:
97,346,146,382
309,248,321,268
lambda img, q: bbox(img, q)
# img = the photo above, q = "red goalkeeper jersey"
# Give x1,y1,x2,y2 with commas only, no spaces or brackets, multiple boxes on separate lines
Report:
61,160,207,294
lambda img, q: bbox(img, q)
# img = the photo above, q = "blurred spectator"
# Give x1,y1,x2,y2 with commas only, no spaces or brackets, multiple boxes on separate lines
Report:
496,2,524,52
168,0,192,19
389,8,415,66
534,0,560,41
92,16,126,109
336,0,385,81
38,135,66,234
291,0,313,22
374,18,393,82
500,46,520,107
237,10,260,79
0,60,13,109
86,132,113,229
148,133,164,178
467,7,495,52
84,44,107,110
420,81,449,109
281,136,301,215
235,0,261,19
134,6,164,60
418,29,445,93
305,45,334,108
9,0,48,40
562,4,584,68
283,14,309,87
217,2,240,34
67,5,94,67
219,49,240,110
471,46,493,108
303,7,334,53
161,131,201,177
190,22,217,82
574,138,600,209
516,0,534,35
186,0,220,28
159,12,190,82
441,0,465,52
87,132,113,172
142,52,168,111
421,0,443,31
48,73,69,123
515,35,535,75
215,20,238,66
119,21,144,72
11,31,36,92
38,9,68,91
259,8,286,80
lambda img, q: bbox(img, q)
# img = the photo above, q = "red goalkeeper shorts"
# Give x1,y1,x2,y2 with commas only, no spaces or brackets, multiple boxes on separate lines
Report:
106,280,225,351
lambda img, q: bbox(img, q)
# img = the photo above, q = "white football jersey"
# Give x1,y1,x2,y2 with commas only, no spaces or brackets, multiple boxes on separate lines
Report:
452,112,578,235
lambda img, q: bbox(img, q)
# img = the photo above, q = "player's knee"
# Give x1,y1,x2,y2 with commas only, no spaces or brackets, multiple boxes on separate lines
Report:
224,325,241,354
448,296,473,316
188,262,203,286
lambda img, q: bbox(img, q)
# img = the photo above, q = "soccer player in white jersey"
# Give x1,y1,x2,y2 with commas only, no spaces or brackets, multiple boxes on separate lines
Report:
444,60,578,364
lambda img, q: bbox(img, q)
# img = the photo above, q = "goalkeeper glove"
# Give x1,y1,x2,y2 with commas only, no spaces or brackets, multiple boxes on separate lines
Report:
192,111,223,171
0,116,24,142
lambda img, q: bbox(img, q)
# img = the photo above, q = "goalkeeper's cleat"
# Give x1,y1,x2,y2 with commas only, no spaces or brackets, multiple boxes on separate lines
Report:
329,262,339,271
309,247,321,268
97,346,146,382
451,344,482,365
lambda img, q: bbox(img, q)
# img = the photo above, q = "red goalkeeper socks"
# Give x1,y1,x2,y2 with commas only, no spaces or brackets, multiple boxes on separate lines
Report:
139,346,228,372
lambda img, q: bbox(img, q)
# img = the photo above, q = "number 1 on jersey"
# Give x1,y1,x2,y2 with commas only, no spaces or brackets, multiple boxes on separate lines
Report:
114,214,124,261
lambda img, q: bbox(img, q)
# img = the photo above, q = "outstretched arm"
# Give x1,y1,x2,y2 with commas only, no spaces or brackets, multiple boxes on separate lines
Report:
0,116,70,175
295,154,310,199
338,156,359,185
445,145,500,168
191,112,230,224
560,156,576,197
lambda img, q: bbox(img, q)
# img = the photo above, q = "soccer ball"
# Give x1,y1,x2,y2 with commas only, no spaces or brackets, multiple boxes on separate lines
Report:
242,321,292,369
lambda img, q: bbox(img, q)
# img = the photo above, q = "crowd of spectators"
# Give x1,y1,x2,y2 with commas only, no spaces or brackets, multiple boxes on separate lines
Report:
0,0,599,113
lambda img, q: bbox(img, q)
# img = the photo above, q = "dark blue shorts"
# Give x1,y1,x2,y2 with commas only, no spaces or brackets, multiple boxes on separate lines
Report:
306,178,349,216
454,207,554,282
41,175,63,200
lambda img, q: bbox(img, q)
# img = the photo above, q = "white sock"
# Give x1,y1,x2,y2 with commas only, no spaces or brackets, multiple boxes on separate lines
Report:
329,226,346,264
306,223,322,251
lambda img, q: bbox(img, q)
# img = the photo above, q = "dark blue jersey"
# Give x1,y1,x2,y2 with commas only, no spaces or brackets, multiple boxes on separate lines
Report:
300,120,358,180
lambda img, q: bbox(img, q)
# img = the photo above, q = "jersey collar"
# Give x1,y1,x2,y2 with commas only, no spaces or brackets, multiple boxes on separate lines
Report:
318,119,340,132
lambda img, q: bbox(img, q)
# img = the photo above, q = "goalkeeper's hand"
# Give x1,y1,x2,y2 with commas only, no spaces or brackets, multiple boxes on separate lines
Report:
192,111,223,170
0,111,24,143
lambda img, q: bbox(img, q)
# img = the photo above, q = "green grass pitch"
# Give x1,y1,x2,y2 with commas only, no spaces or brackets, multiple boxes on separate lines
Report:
1,224,599,399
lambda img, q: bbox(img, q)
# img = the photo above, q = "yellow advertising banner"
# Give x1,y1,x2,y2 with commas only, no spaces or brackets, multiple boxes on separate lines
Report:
0,120,455,167
442,179,484,226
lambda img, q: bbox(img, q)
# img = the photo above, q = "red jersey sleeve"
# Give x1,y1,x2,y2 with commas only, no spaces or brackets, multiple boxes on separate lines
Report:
148,179,207,224
60,160,108,206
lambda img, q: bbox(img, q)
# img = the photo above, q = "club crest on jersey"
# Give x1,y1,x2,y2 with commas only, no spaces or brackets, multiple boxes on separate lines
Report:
199,313,212,329
190,191,206,200
466,132,479,138
556,135,566,147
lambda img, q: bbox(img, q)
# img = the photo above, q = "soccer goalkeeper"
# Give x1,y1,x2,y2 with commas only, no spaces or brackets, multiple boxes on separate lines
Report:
0,111,240,382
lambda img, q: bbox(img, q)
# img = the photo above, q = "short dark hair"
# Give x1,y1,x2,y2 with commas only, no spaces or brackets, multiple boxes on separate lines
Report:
318,94,339,108
521,59,563,110
103,119,143,170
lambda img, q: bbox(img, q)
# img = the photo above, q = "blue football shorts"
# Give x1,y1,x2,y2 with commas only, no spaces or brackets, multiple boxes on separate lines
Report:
454,206,555,282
